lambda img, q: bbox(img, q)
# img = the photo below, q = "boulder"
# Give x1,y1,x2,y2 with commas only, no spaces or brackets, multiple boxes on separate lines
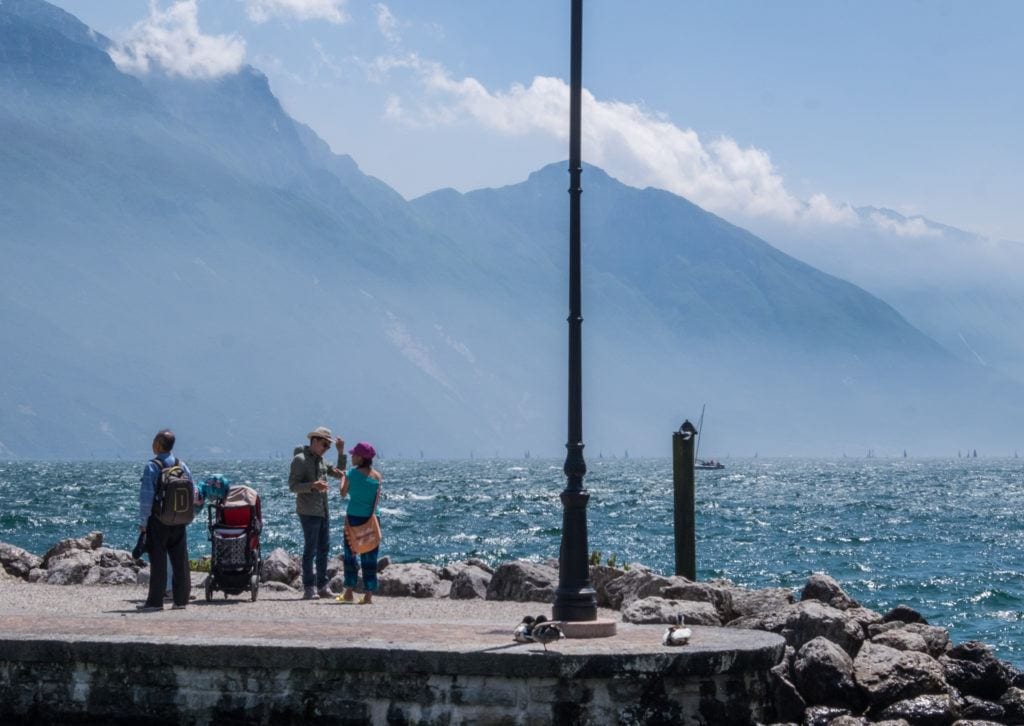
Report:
602,567,672,610
263,581,298,593
136,568,150,586
326,554,345,579
853,641,946,708
449,566,491,600
872,628,930,654
941,643,1012,701
727,602,796,635
960,695,1004,721
661,578,736,622
97,566,138,586
466,557,492,574
378,563,446,598
41,551,97,585
883,605,929,625
377,555,391,572
875,693,961,726
96,547,141,571
27,568,45,583
486,560,558,603
951,720,1009,726
801,573,859,610
768,647,805,723
793,636,860,708
998,685,1024,724
781,600,865,656
803,705,849,726
621,596,720,626
903,624,951,659
590,564,629,608
261,548,300,584
827,717,870,726
42,531,103,567
0,542,43,579
728,586,796,621
845,606,884,634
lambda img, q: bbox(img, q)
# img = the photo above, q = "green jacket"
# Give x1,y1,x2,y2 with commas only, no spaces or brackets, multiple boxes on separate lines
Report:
289,445,346,517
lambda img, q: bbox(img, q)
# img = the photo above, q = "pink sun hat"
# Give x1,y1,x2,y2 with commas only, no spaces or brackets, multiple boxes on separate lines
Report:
349,441,376,459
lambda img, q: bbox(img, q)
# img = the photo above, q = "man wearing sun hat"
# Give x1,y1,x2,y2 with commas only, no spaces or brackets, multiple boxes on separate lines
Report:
289,426,346,600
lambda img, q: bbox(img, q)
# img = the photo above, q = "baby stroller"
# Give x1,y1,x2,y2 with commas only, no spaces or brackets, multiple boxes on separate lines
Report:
204,484,263,602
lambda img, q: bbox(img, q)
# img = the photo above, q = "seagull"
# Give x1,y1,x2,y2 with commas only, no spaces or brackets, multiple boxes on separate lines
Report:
513,615,536,644
662,625,692,646
531,620,565,652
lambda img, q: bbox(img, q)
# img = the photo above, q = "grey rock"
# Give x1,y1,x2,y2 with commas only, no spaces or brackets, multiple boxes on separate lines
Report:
853,641,946,708
801,573,859,610
845,606,884,634
873,721,912,726
466,557,492,574
27,567,45,583
903,624,952,659
876,693,961,726
41,551,97,585
440,562,470,580
326,575,346,594
261,547,300,584
960,695,1004,721
377,555,391,572
620,596,720,626
782,600,866,656
137,567,150,586
590,564,628,608
42,530,103,567
602,567,671,610
873,628,930,654
999,685,1024,724
263,581,298,593
485,560,558,603
941,644,1012,701
326,554,345,579
0,541,43,579
728,602,797,635
794,636,860,708
869,621,908,638
96,547,140,571
729,586,797,621
770,647,806,723
97,566,138,586
803,705,849,726
449,566,491,600
826,717,869,726
661,578,736,622
951,720,1007,726
378,563,446,598
883,604,929,625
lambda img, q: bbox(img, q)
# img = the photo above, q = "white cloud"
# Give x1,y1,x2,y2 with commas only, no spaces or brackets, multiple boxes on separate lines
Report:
868,212,942,238
109,0,245,80
375,3,400,44
246,0,349,24
373,56,855,225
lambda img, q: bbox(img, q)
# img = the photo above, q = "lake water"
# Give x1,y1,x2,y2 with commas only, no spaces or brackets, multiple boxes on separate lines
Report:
2,457,1023,664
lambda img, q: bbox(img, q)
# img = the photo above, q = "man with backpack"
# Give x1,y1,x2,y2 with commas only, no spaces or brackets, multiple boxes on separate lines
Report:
137,429,199,612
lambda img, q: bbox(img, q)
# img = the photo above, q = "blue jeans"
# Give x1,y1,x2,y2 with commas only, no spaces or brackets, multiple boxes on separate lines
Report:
298,513,330,588
343,514,379,592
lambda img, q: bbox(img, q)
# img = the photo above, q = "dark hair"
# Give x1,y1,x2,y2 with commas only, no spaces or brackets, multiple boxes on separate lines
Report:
358,456,374,469
154,429,175,452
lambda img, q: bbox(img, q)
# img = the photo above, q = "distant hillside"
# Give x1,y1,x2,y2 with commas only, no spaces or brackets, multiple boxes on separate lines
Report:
1,0,1022,458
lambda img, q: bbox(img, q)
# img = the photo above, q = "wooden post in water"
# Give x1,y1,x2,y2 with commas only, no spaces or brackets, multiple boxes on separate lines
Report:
673,420,697,580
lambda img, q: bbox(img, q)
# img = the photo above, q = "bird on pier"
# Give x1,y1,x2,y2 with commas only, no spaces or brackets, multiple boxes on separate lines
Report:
513,615,537,644
662,613,692,646
531,620,565,652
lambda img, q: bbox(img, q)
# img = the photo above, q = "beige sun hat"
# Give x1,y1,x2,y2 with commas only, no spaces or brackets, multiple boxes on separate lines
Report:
307,426,333,441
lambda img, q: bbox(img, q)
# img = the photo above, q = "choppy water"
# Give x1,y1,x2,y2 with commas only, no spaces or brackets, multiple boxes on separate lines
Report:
2,458,1023,664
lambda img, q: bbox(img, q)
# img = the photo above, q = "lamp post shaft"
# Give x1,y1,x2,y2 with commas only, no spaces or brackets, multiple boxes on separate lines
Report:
554,0,597,623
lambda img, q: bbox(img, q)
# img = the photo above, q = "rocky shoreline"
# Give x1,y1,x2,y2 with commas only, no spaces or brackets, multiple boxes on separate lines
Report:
2,531,1021,726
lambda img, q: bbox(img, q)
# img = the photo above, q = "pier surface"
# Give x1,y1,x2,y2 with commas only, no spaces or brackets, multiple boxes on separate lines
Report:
0,579,785,725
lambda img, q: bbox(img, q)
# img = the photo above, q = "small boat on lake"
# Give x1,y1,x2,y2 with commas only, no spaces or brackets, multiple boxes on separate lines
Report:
694,405,725,471
695,459,724,470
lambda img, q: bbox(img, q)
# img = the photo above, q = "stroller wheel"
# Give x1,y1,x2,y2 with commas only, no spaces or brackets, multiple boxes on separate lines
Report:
250,573,259,602
204,576,213,602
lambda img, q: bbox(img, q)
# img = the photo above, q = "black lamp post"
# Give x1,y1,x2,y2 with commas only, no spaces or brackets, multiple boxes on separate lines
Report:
553,0,598,623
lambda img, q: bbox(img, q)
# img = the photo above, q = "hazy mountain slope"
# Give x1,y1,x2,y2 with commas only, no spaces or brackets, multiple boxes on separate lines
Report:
2,0,1022,459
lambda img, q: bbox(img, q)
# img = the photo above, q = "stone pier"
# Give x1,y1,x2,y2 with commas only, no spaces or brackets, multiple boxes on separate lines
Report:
0,583,785,725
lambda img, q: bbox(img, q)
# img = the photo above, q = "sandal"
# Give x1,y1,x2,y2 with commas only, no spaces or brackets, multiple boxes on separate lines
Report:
358,595,373,605
335,595,355,604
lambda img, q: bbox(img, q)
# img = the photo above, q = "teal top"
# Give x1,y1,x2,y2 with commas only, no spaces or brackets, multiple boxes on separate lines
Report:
345,467,380,518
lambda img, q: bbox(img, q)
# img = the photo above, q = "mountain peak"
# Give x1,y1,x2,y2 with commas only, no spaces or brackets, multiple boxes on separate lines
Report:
0,0,109,49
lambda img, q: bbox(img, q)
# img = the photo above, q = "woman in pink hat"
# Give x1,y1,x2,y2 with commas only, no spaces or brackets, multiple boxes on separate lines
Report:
338,441,383,603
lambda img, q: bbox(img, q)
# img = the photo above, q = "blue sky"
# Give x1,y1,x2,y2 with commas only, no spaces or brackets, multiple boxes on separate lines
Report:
54,0,1024,241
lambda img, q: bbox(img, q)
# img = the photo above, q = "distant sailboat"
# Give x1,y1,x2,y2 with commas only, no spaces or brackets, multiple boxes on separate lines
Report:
624,449,630,460
903,449,907,458
694,404,725,470
973,449,978,458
